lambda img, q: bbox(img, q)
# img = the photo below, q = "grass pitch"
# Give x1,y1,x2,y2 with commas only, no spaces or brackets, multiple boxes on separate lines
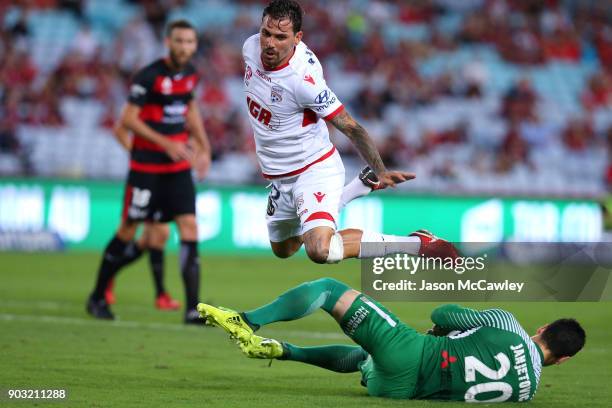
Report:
0,252,610,407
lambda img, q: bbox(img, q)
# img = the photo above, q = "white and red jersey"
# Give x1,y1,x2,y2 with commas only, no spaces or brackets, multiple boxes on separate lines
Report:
242,34,344,178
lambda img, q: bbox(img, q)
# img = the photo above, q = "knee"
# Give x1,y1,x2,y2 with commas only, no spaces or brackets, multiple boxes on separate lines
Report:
271,246,293,259
176,216,198,241
117,221,138,241
270,237,302,259
305,241,330,264
148,224,170,248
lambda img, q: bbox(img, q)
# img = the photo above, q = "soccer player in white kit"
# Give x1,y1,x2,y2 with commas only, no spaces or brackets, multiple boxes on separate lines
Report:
243,0,458,264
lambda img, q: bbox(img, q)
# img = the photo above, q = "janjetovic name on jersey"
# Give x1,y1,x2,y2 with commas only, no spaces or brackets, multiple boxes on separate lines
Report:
417,305,543,402
242,34,344,178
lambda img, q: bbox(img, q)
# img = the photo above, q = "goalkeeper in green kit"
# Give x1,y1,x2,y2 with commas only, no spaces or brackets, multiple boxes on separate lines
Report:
198,278,585,402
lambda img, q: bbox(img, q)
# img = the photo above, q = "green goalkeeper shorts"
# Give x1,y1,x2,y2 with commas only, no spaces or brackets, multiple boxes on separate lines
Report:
340,294,425,399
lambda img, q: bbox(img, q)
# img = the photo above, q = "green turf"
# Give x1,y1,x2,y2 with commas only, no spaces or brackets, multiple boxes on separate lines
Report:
0,252,610,407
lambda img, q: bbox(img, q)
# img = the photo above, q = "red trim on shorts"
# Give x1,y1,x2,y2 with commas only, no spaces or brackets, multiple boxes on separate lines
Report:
304,211,335,224
122,185,133,221
262,146,336,179
130,160,191,173
323,105,345,121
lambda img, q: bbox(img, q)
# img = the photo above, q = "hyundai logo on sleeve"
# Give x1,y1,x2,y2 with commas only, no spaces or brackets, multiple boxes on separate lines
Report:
315,90,330,104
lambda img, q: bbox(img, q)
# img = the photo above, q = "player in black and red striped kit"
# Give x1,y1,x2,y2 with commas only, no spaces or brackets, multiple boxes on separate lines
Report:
87,20,212,324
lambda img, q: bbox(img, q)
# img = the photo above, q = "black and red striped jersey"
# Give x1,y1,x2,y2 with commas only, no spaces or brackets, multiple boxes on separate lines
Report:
127,58,198,173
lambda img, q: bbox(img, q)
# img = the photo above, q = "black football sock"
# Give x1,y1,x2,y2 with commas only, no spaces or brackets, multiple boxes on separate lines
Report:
279,344,368,373
148,248,165,297
179,241,200,310
117,241,144,269
91,236,130,300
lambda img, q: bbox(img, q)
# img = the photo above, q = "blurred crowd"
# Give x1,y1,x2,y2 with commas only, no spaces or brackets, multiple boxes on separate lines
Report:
1,0,612,193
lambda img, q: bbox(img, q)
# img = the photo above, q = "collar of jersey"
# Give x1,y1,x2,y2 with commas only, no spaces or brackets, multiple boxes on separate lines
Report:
532,340,545,365
261,46,296,72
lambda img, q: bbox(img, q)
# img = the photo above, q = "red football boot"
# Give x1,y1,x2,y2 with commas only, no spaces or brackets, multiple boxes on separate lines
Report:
105,279,116,305
410,229,460,259
156,293,181,311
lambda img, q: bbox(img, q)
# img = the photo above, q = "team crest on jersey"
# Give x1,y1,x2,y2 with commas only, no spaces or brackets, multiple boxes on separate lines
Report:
244,65,252,86
161,77,172,94
271,85,284,103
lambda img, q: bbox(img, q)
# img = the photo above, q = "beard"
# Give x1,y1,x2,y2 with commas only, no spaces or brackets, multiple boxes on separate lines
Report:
169,50,190,69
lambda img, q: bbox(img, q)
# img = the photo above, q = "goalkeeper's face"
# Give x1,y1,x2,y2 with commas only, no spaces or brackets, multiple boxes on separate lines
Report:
166,28,197,67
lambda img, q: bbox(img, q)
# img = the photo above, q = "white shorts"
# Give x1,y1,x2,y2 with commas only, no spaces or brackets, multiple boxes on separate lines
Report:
266,150,345,242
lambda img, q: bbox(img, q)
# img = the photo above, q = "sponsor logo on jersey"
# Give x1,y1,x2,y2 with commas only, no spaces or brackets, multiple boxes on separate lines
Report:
164,104,187,116
246,94,280,130
344,305,369,336
256,68,271,82
308,58,316,65
313,192,326,203
244,65,252,85
313,89,337,113
315,89,330,104
271,85,284,103
295,192,304,210
304,74,315,85
161,103,187,124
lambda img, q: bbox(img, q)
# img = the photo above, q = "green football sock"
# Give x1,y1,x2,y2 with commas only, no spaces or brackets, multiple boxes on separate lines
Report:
279,343,368,373
242,278,350,330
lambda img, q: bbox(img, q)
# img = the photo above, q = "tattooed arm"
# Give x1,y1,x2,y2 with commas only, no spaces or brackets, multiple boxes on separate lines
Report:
329,109,386,174
328,109,415,187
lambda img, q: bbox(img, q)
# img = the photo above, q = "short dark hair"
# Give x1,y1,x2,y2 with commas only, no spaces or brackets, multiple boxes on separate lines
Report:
165,19,196,38
541,318,586,358
262,0,303,33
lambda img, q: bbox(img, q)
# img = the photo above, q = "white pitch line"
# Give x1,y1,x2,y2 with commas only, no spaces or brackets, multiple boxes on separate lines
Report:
0,313,347,340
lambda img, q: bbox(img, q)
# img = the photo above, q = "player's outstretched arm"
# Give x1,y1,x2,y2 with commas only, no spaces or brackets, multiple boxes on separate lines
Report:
328,110,415,188
186,100,212,180
431,304,519,332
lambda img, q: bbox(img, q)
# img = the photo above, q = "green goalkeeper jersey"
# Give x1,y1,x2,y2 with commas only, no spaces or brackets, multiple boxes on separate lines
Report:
413,304,544,402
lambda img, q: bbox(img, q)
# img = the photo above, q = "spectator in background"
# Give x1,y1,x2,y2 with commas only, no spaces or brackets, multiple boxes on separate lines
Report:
72,24,99,60
496,122,531,173
542,27,581,62
582,71,612,111
563,118,594,152
379,128,414,169
115,15,160,77
502,78,538,122
58,0,84,20
0,107,20,154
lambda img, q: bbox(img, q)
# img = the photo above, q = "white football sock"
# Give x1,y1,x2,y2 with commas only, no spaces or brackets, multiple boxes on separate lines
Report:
358,230,421,258
339,175,372,211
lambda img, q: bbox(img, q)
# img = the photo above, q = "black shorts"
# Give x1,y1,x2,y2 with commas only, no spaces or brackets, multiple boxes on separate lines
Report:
121,169,195,223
